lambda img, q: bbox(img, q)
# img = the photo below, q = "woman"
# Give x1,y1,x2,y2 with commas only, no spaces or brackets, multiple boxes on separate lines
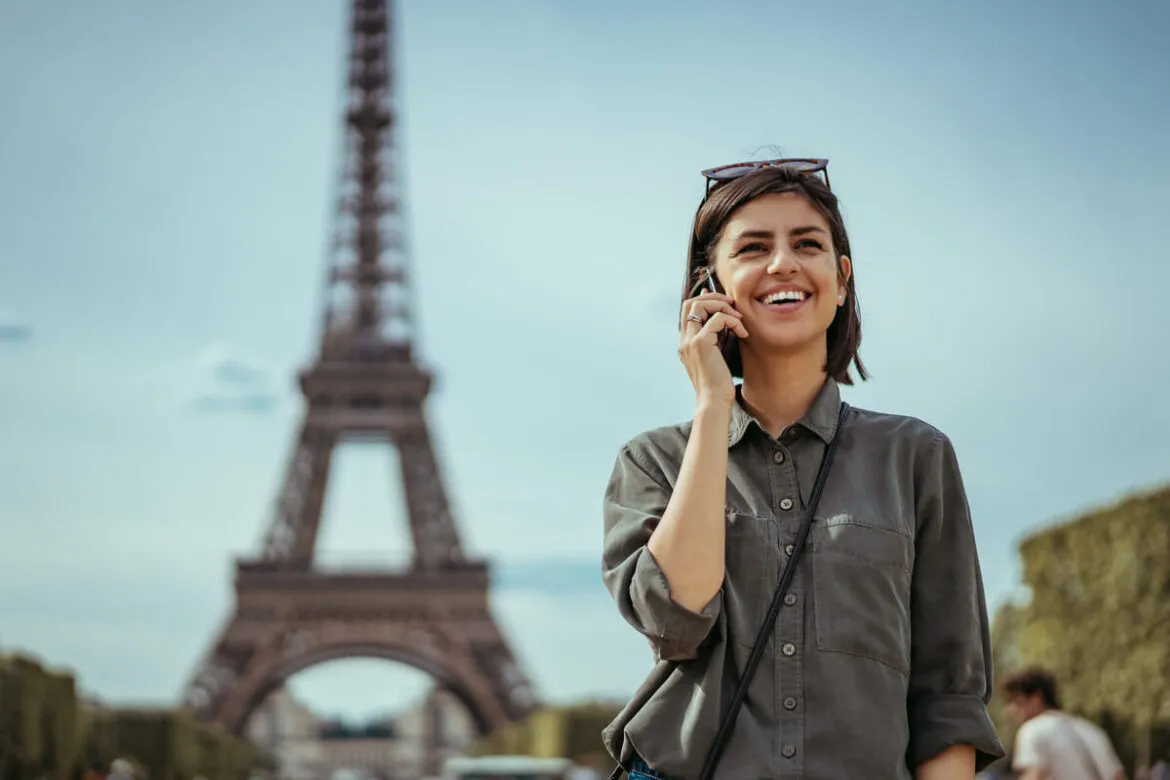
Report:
601,159,1004,780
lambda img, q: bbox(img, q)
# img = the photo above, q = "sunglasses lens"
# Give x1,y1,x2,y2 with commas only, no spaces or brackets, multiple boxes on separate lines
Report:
774,160,822,172
707,164,760,180
705,159,827,181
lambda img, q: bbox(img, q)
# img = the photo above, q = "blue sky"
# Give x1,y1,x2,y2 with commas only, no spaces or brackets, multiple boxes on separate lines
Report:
1,0,1167,722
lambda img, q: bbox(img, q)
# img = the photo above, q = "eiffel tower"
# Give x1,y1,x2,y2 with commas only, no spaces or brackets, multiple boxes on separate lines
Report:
181,0,538,746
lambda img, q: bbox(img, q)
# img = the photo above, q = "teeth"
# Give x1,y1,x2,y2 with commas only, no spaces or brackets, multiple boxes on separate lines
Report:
762,290,807,304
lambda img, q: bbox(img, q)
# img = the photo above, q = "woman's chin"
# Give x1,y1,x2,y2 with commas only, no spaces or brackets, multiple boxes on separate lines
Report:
742,328,821,355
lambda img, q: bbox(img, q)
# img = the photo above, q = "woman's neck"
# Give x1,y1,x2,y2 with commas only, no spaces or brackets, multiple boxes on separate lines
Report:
739,346,829,439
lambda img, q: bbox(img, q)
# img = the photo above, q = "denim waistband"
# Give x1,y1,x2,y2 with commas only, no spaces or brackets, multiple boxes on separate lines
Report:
628,758,669,780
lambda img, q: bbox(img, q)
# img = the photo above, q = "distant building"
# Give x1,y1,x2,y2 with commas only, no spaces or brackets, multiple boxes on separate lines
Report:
247,687,327,780
246,685,477,780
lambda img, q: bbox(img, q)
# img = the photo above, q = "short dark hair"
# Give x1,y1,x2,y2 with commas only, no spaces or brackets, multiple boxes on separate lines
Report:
1001,667,1061,709
681,165,868,384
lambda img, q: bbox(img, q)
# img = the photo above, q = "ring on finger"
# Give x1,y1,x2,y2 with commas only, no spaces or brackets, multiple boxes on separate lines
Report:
686,314,705,324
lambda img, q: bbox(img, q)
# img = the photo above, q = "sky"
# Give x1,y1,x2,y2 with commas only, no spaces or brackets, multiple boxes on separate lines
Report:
1,0,1168,724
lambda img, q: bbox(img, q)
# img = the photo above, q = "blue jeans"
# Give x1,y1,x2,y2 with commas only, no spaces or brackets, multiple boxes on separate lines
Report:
628,758,670,780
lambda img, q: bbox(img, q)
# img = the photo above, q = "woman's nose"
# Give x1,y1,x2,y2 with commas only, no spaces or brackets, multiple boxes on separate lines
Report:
766,249,799,274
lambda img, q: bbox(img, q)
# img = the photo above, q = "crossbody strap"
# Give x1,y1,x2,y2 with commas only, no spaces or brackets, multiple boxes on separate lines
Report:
697,401,850,780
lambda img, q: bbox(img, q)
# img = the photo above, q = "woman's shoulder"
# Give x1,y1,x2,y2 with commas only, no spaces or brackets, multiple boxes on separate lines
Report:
610,419,700,483
845,406,967,489
846,404,953,452
618,419,695,460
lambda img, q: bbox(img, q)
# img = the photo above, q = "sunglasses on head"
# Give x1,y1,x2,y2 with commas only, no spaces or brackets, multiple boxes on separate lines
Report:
700,157,831,195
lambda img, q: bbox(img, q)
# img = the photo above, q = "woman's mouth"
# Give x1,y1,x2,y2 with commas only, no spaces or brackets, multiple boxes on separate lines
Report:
756,289,811,313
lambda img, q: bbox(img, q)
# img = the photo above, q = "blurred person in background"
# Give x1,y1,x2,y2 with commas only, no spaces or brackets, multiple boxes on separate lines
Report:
107,759,135,780
601,159,1003,779
1002,667,1126,780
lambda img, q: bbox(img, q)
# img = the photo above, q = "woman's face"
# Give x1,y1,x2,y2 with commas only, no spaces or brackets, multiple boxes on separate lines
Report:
711,191,850,363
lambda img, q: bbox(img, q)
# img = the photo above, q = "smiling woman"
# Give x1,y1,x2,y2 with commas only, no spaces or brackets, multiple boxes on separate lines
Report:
600,160,1005,779
684,160,863,389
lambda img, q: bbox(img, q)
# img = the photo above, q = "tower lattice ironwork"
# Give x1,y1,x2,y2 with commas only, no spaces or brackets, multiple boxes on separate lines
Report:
182,0,538,754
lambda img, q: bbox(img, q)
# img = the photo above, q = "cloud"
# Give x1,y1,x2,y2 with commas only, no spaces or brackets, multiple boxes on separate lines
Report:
0,307,32,343
189,391,280,413
186,343,282,413
207,355,270,386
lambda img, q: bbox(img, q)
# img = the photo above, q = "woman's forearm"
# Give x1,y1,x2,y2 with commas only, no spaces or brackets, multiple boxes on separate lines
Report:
915,744,975,780
646,400,732,612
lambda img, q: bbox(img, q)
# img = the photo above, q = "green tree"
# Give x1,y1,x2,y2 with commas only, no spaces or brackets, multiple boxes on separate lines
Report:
1004,484,1170,772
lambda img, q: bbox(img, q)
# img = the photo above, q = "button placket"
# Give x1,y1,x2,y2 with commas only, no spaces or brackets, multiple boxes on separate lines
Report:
768,433,805,773
774,529,807,775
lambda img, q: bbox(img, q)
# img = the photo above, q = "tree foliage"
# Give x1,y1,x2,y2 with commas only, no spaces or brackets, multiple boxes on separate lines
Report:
0,652,268,780
1014,484,1170,728
469,700,623,770
991,483,1170,770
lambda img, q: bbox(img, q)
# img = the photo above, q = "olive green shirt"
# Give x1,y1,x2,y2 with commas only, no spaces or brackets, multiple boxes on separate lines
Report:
601,379,1005,779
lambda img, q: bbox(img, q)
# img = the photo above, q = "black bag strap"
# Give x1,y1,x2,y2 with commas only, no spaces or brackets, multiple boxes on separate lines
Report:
608,401,850,780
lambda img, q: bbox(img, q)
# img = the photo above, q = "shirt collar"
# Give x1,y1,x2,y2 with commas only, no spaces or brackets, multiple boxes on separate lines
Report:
728,376,842,447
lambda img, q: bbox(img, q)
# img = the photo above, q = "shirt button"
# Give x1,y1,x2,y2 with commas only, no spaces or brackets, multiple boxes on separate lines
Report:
781,642,796,656
772,451,785,464
784,544,794,555
782,745,796,759
784,593,797,606
783,697,798,710
779,497,794,511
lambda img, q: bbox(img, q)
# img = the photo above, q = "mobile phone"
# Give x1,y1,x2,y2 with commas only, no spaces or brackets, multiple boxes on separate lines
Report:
704,270,736,356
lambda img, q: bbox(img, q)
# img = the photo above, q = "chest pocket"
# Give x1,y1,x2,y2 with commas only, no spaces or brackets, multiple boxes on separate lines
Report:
723,510,771,649
811,513,913,675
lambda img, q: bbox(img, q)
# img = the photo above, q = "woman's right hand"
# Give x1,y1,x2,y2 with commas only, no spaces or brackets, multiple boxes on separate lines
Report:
678,291,748,406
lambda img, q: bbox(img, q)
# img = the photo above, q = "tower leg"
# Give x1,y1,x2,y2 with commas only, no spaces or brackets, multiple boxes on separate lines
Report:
397,425,465,569
262,422,338,566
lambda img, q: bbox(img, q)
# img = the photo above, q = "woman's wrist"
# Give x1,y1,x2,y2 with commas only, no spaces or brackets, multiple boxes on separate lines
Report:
693,397,734,445
695,394,735,417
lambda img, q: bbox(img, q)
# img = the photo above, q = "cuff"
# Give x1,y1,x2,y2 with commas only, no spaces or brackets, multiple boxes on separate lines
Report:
630,548,721,661
907,693,1005,771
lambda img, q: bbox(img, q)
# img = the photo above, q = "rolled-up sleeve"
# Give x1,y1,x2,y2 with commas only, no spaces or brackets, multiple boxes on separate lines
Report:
907,431,1005,770
601,441,721,661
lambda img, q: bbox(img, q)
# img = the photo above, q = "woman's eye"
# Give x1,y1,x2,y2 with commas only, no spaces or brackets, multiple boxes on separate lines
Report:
735,242,768,256
796,239,825,250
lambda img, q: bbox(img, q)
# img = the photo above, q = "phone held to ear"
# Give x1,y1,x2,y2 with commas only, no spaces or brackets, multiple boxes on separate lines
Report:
705,270,736,356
